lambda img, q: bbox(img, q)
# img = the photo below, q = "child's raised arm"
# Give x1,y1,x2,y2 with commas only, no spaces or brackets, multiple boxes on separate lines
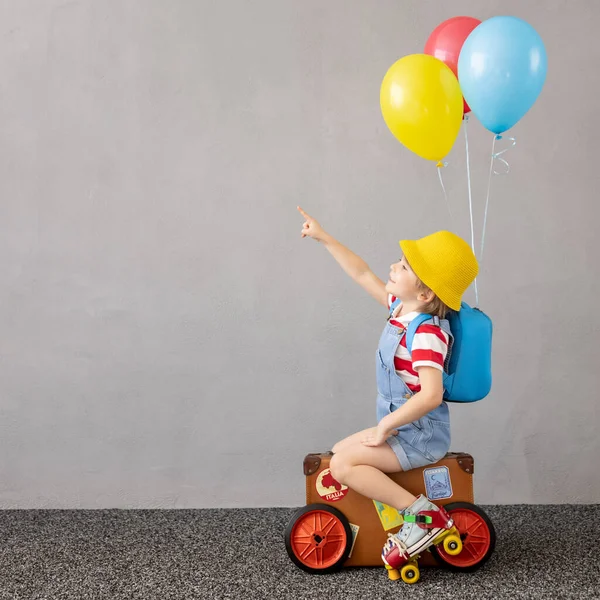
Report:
297,206,388,307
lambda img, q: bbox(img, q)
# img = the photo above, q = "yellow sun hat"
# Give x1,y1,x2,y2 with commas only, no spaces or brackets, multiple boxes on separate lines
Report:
399,231,479,311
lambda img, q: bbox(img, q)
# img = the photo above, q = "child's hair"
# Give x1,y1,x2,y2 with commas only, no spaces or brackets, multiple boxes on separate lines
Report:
415,279,450,319
404,255,451,319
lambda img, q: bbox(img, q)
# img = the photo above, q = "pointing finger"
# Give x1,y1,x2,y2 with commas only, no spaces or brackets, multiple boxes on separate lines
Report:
297,206,311,220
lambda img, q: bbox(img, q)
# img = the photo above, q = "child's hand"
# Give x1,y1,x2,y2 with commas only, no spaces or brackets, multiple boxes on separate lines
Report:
297,206,327,242
361,424,398,447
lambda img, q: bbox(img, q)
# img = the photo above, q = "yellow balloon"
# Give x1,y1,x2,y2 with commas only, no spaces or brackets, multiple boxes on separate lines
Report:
380,54,463,162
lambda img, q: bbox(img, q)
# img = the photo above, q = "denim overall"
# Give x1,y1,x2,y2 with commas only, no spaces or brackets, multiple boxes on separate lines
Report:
375,312,452,471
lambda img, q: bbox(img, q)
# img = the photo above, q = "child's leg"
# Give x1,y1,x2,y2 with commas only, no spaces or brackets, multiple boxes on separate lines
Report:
332,427,399,454
331,428,377,454
329,443,417,510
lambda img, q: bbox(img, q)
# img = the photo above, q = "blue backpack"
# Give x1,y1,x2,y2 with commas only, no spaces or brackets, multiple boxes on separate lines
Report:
391,300,493,403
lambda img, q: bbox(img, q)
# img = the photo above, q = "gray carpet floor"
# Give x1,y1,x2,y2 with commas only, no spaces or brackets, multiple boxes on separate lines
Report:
0,505,598,599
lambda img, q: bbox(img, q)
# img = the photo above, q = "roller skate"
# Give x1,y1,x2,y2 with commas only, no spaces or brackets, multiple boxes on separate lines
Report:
381,494,463,584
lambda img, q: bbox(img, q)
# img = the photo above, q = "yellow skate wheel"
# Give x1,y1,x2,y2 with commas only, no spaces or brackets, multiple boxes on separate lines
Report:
443,534,463,556
400,562,420,584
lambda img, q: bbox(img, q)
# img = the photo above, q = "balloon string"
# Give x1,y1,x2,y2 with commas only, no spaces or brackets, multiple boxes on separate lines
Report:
436,161,453,229
480,135,496,273
463,115,479,307
480,134,517,268
492,135,517,175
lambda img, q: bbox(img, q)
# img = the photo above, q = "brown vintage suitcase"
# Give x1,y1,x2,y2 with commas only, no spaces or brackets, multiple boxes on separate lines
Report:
303,451,475,567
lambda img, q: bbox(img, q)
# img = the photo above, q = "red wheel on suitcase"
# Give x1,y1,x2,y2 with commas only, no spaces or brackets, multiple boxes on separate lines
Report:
430,502,496,571
285,503,353,574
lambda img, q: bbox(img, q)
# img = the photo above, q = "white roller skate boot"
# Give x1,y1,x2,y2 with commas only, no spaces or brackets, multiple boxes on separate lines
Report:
381,494,461,581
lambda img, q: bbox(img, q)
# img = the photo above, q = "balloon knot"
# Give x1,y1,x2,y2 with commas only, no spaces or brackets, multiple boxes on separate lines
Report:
436,161,445,168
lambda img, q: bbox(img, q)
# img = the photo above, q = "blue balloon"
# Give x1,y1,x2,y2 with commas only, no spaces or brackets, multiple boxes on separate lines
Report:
458,16,547,134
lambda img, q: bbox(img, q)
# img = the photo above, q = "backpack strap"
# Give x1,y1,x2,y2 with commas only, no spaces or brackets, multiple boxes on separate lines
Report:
405,314,436,354
406,315,454,397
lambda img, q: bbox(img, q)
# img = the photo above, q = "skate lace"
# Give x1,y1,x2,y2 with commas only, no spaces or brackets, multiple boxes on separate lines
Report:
386,533,408,557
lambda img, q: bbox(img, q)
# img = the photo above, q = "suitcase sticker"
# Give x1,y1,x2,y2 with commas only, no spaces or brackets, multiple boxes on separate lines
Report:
423,466,453,500
373,500,404,531
316,468,349,502
348,523,360,557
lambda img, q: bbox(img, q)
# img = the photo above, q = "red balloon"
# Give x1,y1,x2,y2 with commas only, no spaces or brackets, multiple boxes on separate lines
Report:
425,16,481,114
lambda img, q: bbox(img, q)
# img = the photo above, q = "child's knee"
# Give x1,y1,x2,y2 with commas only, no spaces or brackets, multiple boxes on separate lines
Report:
329,452,351,485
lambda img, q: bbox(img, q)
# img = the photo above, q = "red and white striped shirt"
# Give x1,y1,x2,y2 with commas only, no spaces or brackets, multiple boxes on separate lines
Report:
387,295,449,393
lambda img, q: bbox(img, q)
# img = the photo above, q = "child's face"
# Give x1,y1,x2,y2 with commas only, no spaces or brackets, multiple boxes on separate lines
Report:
385,255,421,301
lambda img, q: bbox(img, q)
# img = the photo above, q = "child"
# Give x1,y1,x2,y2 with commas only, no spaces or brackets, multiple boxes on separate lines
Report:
297,206,478,564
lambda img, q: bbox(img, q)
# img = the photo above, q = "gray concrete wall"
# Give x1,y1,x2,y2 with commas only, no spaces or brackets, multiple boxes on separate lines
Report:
0,0,597,508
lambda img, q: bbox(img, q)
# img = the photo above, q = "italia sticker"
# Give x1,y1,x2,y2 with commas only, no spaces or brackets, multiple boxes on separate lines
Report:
316,468,349,502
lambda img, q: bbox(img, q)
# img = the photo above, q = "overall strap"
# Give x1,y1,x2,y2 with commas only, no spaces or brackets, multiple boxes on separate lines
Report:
389,297,402,317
